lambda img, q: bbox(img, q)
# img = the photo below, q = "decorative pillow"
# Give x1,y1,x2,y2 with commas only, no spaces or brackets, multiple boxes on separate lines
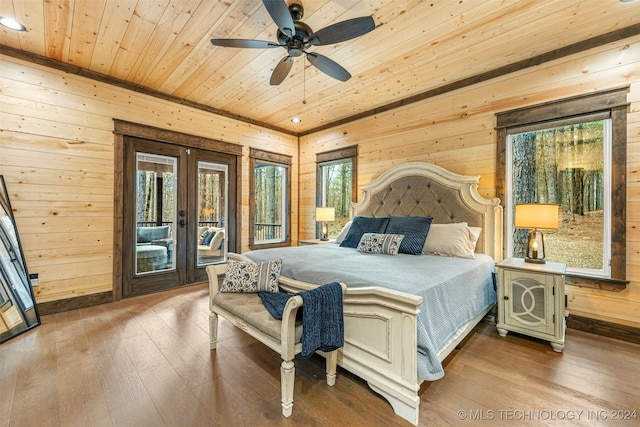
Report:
334,220,352,244
384,216,433,255
220,259,282,293
357,233,404,255
208,229,225,250
422,222,476,258
203,230,216,246
339,216,390,248
199,228,210,244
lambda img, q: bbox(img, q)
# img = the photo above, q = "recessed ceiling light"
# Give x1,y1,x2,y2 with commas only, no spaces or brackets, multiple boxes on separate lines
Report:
0,17,26,31
291,117,302,123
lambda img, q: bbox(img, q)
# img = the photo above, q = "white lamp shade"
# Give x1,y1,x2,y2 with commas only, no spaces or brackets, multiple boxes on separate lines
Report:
315,207,335,222
515,203,559,230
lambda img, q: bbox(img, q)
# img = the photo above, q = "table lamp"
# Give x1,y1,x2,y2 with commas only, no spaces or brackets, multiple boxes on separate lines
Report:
315,207,335,241
515,203,559,264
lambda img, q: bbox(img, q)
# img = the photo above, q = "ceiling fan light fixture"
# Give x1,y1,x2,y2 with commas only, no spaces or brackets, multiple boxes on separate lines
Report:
211,0,375,86
0,16,26,31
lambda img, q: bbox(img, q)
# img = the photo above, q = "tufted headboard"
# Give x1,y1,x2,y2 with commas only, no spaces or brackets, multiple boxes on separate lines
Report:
353,162,503,261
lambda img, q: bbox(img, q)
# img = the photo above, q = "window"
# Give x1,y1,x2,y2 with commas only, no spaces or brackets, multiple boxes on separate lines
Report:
250,148,291,248
497,89,627,281
316,146,357,239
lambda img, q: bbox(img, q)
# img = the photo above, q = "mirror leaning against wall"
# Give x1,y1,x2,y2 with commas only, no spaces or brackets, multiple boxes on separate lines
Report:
0,175,40,344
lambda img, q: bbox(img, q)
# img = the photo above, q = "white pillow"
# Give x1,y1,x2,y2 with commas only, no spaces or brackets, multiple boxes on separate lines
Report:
335,220,352,244
209,229,225,250
467,226,482,254
423,222,476,258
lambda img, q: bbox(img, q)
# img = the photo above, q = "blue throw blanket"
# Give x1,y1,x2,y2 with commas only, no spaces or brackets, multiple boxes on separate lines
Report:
259,282,344,358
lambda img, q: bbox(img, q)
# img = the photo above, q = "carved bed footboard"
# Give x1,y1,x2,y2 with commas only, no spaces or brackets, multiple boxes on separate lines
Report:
279,275,424,425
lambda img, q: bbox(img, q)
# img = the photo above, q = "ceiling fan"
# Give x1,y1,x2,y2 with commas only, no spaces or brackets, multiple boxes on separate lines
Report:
211,0,376,85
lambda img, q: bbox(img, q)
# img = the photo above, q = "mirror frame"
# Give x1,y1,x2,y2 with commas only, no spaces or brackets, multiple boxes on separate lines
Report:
0,175,41,344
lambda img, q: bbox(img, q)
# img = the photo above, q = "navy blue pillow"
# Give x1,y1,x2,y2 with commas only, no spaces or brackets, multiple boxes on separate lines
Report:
203,230,216,245
339,216,390,248
385,216,433,255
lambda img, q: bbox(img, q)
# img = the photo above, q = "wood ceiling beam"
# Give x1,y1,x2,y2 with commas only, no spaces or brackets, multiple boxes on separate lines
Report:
2,22,640,139
299,23,640,136
0,43,297,137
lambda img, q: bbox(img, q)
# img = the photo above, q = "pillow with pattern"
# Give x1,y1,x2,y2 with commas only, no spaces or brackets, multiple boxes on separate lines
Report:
357,233,404,255
220,259,282,292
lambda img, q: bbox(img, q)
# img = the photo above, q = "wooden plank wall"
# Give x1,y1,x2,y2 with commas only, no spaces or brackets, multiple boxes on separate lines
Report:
299,36,640,328
0,55,298,304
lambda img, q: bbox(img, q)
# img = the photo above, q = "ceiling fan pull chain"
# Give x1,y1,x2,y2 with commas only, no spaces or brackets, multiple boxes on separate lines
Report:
303,59,307,105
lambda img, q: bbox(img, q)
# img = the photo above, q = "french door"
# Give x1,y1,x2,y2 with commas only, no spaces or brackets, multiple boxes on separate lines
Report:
122,137,236,297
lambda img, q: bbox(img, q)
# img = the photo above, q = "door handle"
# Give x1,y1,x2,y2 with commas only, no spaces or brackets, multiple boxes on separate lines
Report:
179,219,186,228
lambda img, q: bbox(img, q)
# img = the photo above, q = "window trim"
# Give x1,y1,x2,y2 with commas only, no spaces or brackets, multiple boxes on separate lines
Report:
496,88,628,281
249,148,292,249
315,146,358,239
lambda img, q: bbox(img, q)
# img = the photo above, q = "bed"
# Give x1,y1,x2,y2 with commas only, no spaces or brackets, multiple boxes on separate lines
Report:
215,162,503,425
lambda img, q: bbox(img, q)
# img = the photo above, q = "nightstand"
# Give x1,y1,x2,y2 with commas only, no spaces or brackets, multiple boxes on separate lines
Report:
298,239,333,245
496,258,567,352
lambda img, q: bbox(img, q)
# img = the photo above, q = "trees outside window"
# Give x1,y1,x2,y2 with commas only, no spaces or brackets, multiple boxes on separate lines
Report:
508,119,610,275
250,149,291,248
316,146,357,239
136,154,176,227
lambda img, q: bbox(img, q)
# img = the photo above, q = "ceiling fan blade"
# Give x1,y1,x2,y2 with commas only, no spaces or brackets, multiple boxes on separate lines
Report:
309,16,375,46
263,0,295,39
306,52,351,82
211,39,280,49
270,56,294,85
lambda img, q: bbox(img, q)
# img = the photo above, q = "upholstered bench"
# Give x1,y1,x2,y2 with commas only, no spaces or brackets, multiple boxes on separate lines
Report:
205,265,344,417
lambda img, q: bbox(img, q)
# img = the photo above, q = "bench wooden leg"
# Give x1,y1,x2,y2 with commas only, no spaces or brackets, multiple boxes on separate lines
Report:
280,360,295,417
209,312,218,350
325,350,338,386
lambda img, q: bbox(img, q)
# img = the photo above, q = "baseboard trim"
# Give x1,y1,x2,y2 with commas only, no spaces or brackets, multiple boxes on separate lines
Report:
567,314,640,345
37,292,114,316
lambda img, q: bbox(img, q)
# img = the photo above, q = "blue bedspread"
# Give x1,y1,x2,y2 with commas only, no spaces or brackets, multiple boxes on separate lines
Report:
243,243,496,381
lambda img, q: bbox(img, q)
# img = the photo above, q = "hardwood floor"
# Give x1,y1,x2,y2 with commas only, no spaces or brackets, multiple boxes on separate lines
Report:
1,283,638,427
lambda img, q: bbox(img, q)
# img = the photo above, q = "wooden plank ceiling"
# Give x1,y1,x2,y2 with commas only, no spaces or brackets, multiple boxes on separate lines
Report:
1,0,640,135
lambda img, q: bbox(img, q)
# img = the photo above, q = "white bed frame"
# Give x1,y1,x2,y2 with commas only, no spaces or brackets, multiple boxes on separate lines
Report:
217,162,503,425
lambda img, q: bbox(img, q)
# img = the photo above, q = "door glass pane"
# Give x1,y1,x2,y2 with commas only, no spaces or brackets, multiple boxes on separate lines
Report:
197,161,227,266
320,160,352,239
508,119,610,276
135,153,177,275
254,162,287,243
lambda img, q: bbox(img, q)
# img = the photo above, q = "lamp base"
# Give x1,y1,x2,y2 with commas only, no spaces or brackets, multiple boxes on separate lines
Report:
320,221,329,241
524,257,546,264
